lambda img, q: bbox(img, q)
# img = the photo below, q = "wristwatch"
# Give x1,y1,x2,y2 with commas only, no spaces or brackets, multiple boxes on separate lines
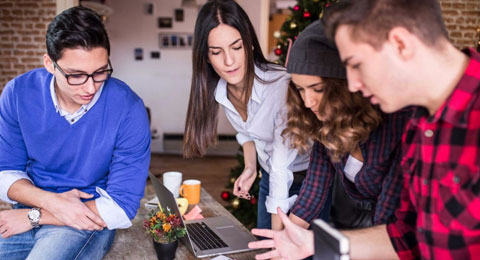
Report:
27,207,41,228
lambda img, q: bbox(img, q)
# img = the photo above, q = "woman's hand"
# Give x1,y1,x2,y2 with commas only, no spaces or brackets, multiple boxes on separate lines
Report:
233,167,257,199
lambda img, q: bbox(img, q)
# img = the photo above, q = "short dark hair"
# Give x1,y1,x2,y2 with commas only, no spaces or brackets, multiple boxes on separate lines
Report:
324,0,449,49
46,6,110,62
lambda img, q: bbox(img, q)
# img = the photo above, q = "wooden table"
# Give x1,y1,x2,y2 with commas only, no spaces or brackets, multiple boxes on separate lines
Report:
104,186,261,259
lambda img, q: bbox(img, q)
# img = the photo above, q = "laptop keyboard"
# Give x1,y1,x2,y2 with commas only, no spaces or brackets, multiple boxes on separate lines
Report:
186,222,229,251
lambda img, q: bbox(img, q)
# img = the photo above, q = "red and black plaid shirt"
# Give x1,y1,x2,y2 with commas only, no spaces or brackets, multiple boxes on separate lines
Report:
387,48,480,260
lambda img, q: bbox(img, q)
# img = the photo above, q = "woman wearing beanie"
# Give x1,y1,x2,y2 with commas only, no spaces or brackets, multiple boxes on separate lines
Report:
183,0,311,230
282,20,413,230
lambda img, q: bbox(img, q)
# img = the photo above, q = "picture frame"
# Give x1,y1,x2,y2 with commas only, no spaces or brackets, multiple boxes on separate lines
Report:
144,3,154,15
159,33,193,49
151,51,160,59
134,48,143,60
158,17,173,28
174,9,184,22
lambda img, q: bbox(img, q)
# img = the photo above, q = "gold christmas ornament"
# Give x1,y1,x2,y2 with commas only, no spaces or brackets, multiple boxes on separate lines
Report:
290,21,297,29
230,177,236,184
273,30,281,39
232,198,241,209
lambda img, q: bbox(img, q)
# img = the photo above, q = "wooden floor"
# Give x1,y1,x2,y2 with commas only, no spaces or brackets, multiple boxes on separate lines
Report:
149,153,238,206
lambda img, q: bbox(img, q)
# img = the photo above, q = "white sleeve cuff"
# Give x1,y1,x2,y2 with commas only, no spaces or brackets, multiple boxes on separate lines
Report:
236,132,253,145
265,194,298,214
95,187,132,230
0,170,32,204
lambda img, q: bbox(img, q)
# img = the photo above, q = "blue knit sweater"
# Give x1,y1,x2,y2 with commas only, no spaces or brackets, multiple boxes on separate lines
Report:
0,68,151,219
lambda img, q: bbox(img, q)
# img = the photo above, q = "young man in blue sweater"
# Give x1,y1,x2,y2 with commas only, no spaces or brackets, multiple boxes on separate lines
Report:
0,6,151,259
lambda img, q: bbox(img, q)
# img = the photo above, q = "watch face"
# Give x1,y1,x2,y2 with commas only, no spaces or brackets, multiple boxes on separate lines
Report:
29,209,40,221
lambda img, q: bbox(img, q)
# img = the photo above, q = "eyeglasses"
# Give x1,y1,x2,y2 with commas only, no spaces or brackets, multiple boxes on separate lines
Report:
52,60,113,85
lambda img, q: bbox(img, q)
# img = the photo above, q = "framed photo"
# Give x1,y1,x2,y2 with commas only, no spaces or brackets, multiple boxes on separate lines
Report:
144,3,154,15
161,35,170,47
159,33,193,49
134,48,143,61
174,9,184,22
158,17,173,28
150,51,160,59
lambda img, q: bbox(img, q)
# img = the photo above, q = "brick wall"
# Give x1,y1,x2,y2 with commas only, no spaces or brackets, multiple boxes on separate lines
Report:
440,0,480,49
0,0,56,92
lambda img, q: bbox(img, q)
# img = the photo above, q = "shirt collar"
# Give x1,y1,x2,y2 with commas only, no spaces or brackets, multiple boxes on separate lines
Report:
49,76,104,116
429,48,480,127
214,64,264,109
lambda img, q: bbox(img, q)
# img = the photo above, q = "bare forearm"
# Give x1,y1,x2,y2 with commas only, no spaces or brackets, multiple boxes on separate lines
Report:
7,179,53,208
38,200,102,226
8,179,106,229
342,224,398,260
271,213,283,230
289,213,310,229
242,141,257,171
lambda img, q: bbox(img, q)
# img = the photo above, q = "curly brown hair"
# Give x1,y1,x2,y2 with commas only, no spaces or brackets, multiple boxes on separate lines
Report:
282,78,382,162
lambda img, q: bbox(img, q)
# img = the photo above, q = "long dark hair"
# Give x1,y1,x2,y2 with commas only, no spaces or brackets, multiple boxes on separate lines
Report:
183,0,279,158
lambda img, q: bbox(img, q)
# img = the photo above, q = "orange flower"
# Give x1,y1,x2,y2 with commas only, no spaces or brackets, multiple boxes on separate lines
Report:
163,223,171,232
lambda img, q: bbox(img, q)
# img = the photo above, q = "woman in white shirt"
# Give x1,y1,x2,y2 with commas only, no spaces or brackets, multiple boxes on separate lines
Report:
183,0,310,230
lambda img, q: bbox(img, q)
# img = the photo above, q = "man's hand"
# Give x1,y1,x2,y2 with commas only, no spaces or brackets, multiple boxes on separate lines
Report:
0,209,33,238
249,208,314,260
43,189,106,230
233,167,257,200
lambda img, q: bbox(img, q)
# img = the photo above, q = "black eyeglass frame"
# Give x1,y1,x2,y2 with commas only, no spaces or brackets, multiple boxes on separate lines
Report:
52,59,114,86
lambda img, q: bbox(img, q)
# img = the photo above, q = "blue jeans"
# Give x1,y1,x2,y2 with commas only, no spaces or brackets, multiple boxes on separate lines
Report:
257,169,332,229
0,204,115,260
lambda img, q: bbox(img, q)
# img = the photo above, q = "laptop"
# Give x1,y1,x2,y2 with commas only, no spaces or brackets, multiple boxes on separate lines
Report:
313,219,350,260
148,172,257,258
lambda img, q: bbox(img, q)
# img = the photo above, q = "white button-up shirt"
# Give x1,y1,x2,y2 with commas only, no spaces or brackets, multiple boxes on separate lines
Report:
215,65,310,214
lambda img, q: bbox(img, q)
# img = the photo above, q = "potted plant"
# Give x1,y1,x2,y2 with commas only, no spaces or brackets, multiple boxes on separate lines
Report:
144,207,187,260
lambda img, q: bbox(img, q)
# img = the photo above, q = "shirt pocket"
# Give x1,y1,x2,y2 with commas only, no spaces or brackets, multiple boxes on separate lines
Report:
436,164,480,231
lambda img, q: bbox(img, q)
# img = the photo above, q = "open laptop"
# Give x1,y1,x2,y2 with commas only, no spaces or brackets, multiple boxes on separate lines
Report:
148,172,257,258
313,219,350,260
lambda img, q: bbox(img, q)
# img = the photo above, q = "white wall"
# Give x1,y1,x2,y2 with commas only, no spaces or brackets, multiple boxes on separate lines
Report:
105,0,268,152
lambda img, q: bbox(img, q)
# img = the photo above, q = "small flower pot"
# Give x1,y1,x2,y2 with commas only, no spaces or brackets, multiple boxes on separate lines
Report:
152,239,178,260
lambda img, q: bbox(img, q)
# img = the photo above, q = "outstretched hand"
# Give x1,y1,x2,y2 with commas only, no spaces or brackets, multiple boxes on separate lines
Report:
248,208,314,260
44,189,106,230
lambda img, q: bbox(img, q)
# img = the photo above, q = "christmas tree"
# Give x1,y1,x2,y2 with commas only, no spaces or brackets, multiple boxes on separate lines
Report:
273,0,336,65
220,0,331,229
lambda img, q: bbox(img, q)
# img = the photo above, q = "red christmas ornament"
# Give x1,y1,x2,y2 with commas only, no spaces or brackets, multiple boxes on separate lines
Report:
294,36,298,40
274,48,282,56
303,11,311,18
326,3,331,8
250,196,257,205
293,5,300,11
221,191,230,201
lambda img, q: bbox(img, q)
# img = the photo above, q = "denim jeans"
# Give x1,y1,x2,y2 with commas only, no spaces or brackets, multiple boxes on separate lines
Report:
257,169,332,229
0,204,116,260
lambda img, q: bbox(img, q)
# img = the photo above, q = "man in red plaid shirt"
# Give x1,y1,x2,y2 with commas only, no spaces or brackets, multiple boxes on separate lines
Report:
248,0,480,259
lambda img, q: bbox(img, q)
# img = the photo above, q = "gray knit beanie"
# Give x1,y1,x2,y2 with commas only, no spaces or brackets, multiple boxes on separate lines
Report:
286,20,346,79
